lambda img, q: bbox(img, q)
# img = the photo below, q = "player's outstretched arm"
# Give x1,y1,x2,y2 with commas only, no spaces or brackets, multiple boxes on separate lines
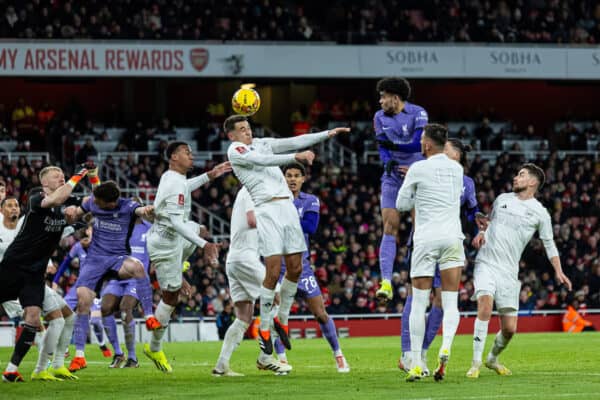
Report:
41,168,88,209
167,213,208,249
187,162,233,192
229,143,298,167
269,127,350,154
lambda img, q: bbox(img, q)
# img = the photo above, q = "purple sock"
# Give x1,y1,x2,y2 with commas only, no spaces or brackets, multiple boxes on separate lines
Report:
274,337,286,355
379,234,396,281
401,296,412,353
123,319,137,361
74,313,90,352
319,318,340,352
423,306,444,350
90,316,104,344
103,315,122,356
135,276,154,317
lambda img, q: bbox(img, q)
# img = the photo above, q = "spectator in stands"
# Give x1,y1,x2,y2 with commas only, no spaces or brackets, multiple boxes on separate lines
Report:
155,117,176,137
75,138,98,164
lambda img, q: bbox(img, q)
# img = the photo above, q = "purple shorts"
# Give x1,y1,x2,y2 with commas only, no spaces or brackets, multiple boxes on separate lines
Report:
101,279,138,300
280,263,321,299
77,254,125,291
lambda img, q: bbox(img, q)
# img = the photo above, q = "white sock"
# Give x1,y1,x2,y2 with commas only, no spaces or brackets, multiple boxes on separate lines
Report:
259,286,276,331
440,291,460,355
409,287,430,368
490,330,511,360
6,362,18,373
54,313,75,369
150,301,174,352
75,350,85,358
277,278,298,326
35,317,65,373
473,318,489,365
215,319,249,371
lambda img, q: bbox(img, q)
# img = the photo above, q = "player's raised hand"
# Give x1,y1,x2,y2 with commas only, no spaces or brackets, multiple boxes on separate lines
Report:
207,162,232,180
327,127,351,137
472,231,485,249
556,270,572,291
295,150,315,165
203,242,222,266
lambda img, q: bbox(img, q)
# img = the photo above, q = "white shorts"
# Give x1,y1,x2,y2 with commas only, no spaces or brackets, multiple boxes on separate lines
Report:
2,286,68,318
410,238,465,279
226,259,265,303
474,262,520,315
147,222,199,291
255,200,306,257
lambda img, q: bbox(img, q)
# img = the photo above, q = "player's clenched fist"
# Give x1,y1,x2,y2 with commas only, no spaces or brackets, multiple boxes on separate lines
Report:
295,150,315,165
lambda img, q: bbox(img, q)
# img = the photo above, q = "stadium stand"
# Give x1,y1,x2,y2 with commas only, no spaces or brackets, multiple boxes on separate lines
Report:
1,1,600,43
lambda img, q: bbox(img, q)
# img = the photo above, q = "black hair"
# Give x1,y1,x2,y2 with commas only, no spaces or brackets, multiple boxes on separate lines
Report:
521,163,546,190
93,181,120,203
166,141,190,160
223,115,248,134
376,77,411,101
1,196,17,207
423,123,448,149
446,138,472,166
282,162,306,176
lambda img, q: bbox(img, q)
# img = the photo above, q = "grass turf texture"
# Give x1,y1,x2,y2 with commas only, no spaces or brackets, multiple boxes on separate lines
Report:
1,332,598,399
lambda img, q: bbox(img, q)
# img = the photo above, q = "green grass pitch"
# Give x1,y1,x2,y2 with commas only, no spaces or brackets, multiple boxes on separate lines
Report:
1,332,598,399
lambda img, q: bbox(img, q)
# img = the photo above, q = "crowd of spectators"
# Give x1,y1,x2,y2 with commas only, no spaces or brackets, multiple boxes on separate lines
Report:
1,137,597,322
0,94,598,323
1,1,600,44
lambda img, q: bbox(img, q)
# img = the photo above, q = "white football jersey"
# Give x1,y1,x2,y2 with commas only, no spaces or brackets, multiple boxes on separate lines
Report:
0,217,23,261
151,170,193,236
227,187,259,263
227,138,295,206
476,192,557,277
396,153,464,244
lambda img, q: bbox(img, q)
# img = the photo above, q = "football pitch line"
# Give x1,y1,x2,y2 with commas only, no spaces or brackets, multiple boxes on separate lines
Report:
406,394,595,400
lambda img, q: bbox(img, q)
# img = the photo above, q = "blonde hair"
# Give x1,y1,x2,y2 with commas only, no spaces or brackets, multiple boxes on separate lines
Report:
39,166,63,182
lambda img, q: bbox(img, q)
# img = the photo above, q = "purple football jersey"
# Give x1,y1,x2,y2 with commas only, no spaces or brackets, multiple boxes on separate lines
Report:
373,102,428,167
81,195,140,257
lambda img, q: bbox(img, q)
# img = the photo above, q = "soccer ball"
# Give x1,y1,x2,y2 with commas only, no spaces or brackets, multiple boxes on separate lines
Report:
231,87,261,116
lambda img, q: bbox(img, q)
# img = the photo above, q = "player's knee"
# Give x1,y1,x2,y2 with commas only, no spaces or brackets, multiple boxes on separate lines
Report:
315,311,329,324
502,326,516,338
101,304,113,316
23,308,42,327
383,220,398,235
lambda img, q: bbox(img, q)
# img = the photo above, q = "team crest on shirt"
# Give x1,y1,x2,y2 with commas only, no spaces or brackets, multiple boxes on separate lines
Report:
235,146,248,154
178,194,185,205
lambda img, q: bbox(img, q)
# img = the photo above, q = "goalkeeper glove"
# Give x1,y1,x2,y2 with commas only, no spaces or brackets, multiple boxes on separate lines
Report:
67,168,88,189
82,160,100,186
